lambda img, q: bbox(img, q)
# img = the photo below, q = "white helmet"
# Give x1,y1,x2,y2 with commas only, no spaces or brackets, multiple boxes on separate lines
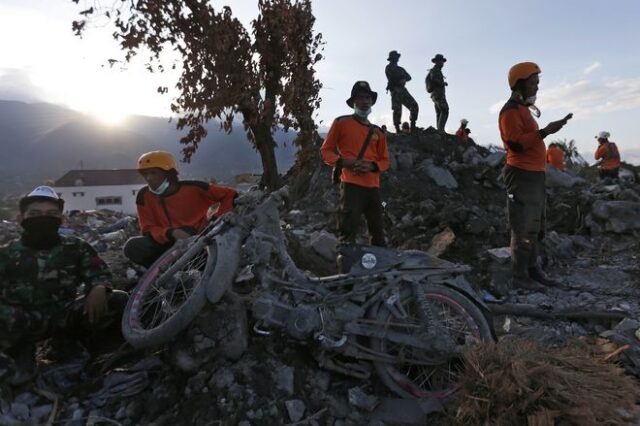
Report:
27,186,60,200
460,118,469,125
596,131,610,139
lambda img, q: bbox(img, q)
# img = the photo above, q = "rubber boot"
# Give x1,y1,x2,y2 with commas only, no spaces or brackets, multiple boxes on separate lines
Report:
510,235,545,291
410,121,416,134
528,243,561,287
394,124,401,134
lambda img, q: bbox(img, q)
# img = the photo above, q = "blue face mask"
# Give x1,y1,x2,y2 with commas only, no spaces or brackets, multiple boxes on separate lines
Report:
354,107,371,118
149,179,170,195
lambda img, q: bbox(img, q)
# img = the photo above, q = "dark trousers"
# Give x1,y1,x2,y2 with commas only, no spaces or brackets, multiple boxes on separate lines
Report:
503,165,546,277
390,87,419,127
124,236,173,268
599,168,619,180
339,182,385,247
432,95,449,131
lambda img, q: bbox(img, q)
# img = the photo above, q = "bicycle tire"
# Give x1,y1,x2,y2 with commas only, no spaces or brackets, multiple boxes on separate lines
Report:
370,283,493,399
122,236,216,349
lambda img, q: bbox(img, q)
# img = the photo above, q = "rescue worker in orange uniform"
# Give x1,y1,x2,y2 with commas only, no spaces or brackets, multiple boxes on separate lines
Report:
594,131,621,180
123,151,237,267
455,119,469,141
321,81,390,251
546,143,565,171
498,62,572,291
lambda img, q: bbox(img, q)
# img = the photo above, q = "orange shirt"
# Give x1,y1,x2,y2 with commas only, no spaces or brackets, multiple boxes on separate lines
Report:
136,181,237,244
498,99,546,172
595,142,621,170
320,115,389,188
546,146,565,171
455,128,468,141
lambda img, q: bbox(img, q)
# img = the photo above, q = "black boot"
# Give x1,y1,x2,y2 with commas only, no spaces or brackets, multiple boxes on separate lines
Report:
394,124,401,134
529,265,562,287
410,121,416,133
510,235,545,292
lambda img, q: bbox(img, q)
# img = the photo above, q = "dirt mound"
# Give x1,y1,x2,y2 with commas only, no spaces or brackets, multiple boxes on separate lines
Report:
453,337,640,426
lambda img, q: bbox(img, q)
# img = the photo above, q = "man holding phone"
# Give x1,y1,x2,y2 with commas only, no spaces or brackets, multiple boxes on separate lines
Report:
498,62,572,292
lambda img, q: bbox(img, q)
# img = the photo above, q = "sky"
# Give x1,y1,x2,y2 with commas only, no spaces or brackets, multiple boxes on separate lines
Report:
1,0,639,163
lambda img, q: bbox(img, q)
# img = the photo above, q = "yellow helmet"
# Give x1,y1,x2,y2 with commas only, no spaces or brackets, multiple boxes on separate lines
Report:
508,62,541,89
137,151,178,172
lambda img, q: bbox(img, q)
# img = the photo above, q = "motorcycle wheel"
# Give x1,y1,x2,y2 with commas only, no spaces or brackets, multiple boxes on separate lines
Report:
370,283,493,399
122,237,216,349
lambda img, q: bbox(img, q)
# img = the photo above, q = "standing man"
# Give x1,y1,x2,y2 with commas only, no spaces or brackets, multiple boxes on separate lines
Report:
321,81,390,258
546,143,565,171
385,51,419,134
123,151,237,267
0,186,127,385
426,53,449,132
499,62,572,291
594,131,621,180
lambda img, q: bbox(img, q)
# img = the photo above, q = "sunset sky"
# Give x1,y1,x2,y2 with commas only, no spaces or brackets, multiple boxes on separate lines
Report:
1,0,639,162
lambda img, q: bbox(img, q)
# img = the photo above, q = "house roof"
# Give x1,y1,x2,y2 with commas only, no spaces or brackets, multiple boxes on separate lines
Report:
54,169,146,187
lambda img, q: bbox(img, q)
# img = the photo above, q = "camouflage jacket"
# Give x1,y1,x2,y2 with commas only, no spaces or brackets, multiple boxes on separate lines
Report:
385,63,412,91
0,235,112,336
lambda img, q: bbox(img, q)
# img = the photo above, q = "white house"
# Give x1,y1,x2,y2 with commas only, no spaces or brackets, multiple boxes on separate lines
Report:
53,169,146,215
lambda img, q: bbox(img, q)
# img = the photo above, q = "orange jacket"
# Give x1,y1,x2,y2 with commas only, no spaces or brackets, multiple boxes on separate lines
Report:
595,141,621,170
455,128,468,141
546,146,565,171
136,181,237,244
320,115,389,188
499,99,546,172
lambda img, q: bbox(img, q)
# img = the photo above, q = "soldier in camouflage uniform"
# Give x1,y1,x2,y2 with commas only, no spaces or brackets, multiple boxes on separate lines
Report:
385,50,419,134
0,186,127,386
425,53,449,132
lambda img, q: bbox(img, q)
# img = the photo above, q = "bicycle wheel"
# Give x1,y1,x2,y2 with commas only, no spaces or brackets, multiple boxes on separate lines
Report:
122,237,216,349
370,283,493,399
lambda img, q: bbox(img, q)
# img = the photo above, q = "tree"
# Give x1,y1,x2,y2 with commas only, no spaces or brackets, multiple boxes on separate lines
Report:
72,0,323,191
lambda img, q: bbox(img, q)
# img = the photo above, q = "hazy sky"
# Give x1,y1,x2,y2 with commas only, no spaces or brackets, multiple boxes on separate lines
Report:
1,0,639,163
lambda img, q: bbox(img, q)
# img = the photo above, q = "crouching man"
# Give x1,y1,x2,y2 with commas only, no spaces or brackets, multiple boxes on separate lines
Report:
124,151,237,267
0,186,127,386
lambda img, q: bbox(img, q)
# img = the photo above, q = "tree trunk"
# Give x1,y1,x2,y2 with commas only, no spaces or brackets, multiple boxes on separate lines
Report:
253,125,282,191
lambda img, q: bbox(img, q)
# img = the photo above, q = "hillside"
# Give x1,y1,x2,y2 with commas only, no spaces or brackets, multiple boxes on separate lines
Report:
0,100,298,196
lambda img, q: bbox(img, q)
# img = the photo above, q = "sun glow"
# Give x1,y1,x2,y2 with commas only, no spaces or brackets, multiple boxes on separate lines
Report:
93,107,129,126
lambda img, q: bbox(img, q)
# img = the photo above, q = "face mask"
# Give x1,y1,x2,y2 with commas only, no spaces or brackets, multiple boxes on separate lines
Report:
149,179,170,195
21,216,62,250
354,107,371,118
524,95,537,106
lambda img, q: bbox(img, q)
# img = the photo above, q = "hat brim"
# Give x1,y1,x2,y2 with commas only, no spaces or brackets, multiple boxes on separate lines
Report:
346,91,378,108
432,57,447,63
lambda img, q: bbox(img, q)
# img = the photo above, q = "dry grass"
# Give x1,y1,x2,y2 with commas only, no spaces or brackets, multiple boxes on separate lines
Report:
452,337,640,426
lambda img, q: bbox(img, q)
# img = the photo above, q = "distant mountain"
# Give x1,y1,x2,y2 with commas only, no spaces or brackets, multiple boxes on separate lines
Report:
0,100,298,196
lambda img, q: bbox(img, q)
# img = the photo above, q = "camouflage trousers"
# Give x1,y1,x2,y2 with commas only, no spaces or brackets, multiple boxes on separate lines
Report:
0,290,128,353
431,93,449,131
390,87,419,126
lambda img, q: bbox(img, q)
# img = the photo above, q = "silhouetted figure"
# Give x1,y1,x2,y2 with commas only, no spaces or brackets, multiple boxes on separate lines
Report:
385,51,419,133
426,54,449,132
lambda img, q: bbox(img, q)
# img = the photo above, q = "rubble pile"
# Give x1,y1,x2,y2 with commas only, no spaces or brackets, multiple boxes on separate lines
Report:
2,127,640,425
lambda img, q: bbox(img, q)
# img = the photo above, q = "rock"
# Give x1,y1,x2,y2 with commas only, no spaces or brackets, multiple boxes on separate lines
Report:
483,151,506,167
462,147,481,165
309,230,338,261
348,387,379,412
10,402,29,421
619,168,636,183
487,247,511,263
546,166,585,188
396,152,415,171
427,227,455,257
370,397,443,425
591,200,640,233
276,365,295,396
173,349,199,373
420,161,458,189
285,399,306,422
197,296,249,361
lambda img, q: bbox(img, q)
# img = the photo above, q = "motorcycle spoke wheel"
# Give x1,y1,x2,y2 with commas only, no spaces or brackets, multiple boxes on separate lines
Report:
371,284,493,399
